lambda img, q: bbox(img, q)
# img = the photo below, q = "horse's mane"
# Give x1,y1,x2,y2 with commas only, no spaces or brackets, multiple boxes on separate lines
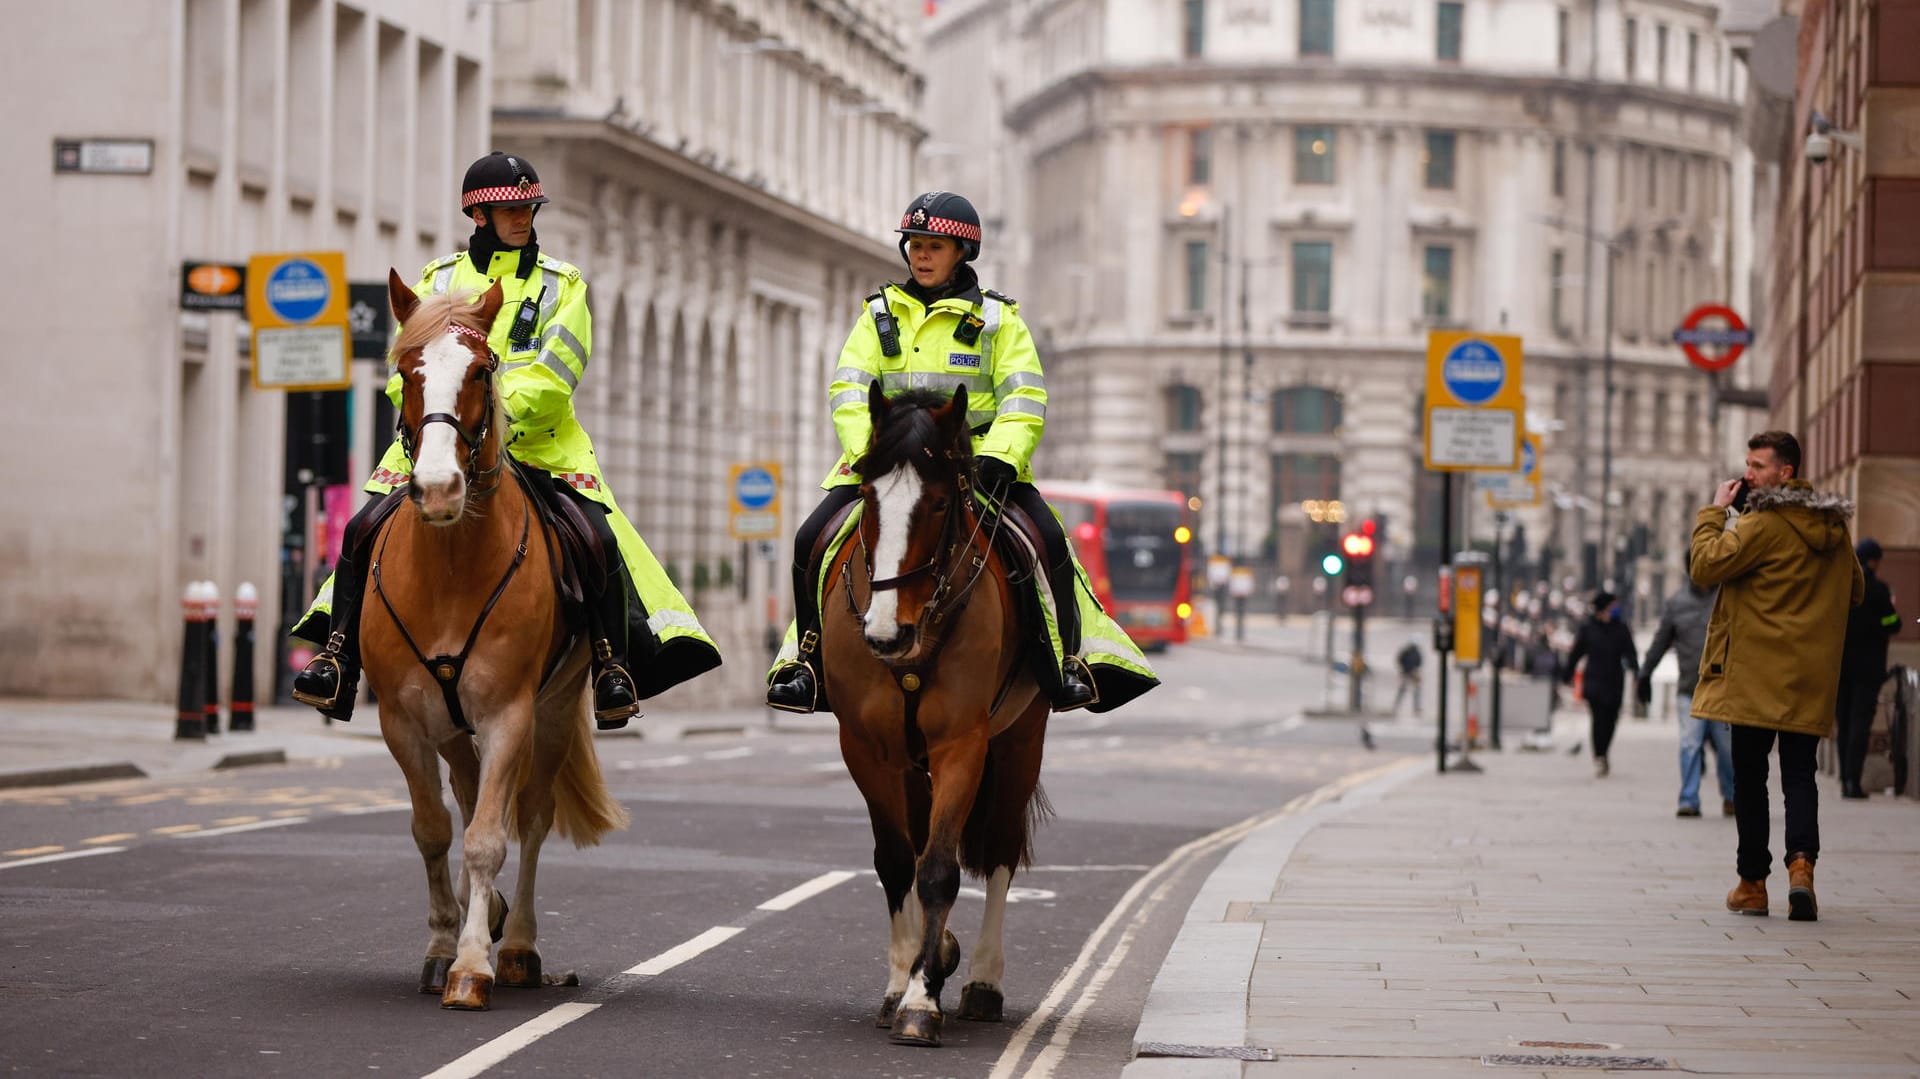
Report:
857,388,967,480
390,289,492,364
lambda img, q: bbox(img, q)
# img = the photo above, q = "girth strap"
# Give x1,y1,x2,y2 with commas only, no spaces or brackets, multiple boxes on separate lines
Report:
370,499,532,733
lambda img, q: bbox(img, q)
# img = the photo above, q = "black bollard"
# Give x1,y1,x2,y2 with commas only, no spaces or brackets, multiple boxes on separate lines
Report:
229,582,257,732
174,582,207,741
202,581,222,735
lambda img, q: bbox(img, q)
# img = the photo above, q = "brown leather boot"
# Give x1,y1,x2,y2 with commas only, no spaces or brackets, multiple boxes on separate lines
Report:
1726,878,1768,916
1786,854,1817,922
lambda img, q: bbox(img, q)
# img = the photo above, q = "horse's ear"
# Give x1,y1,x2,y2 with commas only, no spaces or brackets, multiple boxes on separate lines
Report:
474,279,506,326
868,379,889,430
387,269,418,324
944,384,971,441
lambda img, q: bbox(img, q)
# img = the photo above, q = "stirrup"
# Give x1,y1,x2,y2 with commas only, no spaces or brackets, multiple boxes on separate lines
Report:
766,659,820,715
591,647,641,728
1054,654,1100,713
291,635,348,709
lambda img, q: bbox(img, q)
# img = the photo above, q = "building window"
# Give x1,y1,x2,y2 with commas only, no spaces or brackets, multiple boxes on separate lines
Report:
1687,30,1699,90
1299,0,1334,56
1436,1,1463,60
1549,248,1566,332
1188,126,1212,185
1167,385,1204,432
1655,24,1668,85
1183,0,1205,58
1652,390,1669,447
1624,16,1637,79
1678,155,1689,210
1185,240,1211,313
1423,130,1457,190
1684,391,1700,453
1422,245,1454,320
1294,126,1335,184
1552,138,1566,197
1647,151,1658,205
1272,386,1344,434
1557,8,1569,70
1292,241,1333,314
1164,451,1203,499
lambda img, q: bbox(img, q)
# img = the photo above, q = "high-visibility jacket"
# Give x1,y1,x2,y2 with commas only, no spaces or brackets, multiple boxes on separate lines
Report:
368,248,600,497
822,282,1047,488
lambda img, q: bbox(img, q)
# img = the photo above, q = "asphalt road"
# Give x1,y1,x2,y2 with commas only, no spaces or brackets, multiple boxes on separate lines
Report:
0,637,1399,1078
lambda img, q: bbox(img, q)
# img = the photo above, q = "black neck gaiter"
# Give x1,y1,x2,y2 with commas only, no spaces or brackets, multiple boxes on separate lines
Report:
466,219,540,279
902,262,978,307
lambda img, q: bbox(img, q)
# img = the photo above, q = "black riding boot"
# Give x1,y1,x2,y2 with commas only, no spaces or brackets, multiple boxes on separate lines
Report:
767,487,859,714
1009,483,1097,712
583,513,640,731
766,627,821,714
292,555,367,722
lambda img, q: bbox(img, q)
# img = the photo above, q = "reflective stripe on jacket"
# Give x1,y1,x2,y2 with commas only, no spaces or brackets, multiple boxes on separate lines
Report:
821,282,1047,488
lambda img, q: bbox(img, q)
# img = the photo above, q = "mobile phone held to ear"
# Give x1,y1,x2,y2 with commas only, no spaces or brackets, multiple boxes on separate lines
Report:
1731,478,1751,512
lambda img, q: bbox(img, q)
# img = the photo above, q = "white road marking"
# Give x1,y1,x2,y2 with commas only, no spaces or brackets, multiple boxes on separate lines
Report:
958,885,1056,903
418,1002,601,1079
336,803,411,815
701,747,753,761
0,847,126,872
633,754,692,770
622,926,743,977
172,817,309,838
808,761,847,773
757,870,857,911
1026,864,1151,873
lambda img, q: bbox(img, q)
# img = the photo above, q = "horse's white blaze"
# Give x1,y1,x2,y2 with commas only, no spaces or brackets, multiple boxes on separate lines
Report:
411,333,471,516
863,467,923,643
969,865,1013,989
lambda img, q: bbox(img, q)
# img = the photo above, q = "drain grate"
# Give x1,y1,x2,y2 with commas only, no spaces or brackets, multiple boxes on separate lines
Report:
1484,1054,1671,1070
1136,1042,1278,1061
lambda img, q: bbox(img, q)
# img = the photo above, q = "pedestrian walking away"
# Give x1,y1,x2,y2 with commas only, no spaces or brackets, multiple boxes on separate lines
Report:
1836,537,1901,799
1638,551,1733,817
1692,430,1863,922
1563,591,1638,777
1393,634,1423,717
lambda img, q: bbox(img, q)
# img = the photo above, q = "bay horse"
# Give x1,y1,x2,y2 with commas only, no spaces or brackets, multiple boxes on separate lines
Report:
822,384,1054,1048
362,270,628,1011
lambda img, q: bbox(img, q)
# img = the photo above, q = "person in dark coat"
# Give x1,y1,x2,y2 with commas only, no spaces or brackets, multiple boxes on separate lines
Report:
1564,591,1639,777
1836,538,1901,799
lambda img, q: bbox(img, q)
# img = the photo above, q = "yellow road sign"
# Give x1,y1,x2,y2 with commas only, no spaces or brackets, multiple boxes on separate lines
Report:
245,251,350,391
729,462,782,540
1424,330,1523,472
1484,432,1543,508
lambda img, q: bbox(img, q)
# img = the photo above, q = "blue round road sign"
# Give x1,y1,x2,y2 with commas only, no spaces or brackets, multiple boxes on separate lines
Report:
1441,339,1505,405
266,259,331,323
735,467,777,510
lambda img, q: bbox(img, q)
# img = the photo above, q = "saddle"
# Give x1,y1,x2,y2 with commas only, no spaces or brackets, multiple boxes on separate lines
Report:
513,463,599,631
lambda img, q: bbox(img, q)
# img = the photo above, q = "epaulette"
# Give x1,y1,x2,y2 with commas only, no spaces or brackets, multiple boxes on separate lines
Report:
537,254,583,281
420,251,463,275
984,288,1018,307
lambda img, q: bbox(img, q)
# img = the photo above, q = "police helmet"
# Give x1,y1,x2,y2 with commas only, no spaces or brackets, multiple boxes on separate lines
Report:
896,191,982,262
461,151,550,213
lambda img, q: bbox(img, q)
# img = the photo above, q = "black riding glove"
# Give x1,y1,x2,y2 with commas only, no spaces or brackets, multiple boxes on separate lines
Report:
976,457,1016,496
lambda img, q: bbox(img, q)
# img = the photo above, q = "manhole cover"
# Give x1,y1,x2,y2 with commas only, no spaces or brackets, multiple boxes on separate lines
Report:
1484,1054,1671,1069
1136,1042,1277,1061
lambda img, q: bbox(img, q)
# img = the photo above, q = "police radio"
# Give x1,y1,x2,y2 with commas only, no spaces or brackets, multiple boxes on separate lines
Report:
508,284,546,351
867,293,900,357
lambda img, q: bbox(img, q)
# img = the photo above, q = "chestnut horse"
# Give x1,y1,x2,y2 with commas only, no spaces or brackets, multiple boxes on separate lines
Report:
822,384,1053,1048
362,271,628,1011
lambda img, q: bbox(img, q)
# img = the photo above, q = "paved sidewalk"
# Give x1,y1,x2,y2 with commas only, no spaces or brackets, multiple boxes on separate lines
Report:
1128,713,1920,1077
0,696,809,789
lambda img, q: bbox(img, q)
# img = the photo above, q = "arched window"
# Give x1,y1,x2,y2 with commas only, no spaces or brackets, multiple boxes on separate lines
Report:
1271,386,1342,434
1166,383,1204,432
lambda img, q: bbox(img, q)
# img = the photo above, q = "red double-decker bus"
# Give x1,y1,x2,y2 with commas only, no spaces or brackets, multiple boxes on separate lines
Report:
1037,481,1194,651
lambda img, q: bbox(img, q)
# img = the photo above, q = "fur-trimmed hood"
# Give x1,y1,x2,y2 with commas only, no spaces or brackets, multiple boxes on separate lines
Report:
1746,479,1854,555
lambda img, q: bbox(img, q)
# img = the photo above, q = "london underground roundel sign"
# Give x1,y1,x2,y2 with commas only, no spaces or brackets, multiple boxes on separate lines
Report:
1672,304,1752,372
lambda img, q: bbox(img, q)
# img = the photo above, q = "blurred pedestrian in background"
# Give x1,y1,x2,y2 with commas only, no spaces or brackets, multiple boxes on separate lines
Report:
1836,538,1900,799
1393,634,1423,717
1563,591,1638,777
1638,553,1732,817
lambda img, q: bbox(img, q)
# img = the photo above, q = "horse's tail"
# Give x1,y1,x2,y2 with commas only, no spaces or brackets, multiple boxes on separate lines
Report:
548,705,631,847
960,753,1054,878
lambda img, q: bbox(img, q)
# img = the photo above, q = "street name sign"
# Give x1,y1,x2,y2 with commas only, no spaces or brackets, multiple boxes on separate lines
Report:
1423,331,1524,471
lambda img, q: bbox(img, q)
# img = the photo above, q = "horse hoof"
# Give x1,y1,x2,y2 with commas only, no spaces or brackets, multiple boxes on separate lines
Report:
441,970,494,1011
497,949,542,988
487,891,509,944
958,983,1003,1023
875,992,902,1027
936,929,962,981
419,956,454,995
890,1007,943,1047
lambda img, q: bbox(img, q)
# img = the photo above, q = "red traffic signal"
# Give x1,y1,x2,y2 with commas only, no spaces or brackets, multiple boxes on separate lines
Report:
1341,532,1375,559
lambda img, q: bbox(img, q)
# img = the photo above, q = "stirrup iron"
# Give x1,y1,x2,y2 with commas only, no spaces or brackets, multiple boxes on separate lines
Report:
291,634,348,709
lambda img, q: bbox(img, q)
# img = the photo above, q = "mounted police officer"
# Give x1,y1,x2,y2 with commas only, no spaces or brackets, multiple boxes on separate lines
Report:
291,151,721,728
764,191,1158,715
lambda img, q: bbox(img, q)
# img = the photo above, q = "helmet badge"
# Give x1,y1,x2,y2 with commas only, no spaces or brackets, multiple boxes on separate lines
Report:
910,208,928,227
516,177,532,193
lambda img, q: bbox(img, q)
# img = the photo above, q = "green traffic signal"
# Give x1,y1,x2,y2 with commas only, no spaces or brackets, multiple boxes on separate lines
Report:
1320,553,1344,576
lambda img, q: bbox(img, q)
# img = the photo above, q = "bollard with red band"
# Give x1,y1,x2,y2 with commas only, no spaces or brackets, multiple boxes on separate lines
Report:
174,582,208,741
201,580,222,735
229,583,257,732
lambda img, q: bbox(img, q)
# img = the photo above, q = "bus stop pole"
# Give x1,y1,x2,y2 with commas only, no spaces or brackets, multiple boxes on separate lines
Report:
1437,473,1452,774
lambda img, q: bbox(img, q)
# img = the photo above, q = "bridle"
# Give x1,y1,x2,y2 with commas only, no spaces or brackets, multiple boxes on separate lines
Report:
397,322,505,498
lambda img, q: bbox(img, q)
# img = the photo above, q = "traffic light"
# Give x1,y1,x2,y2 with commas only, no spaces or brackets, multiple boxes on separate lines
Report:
1341,525,1376,591
1320,552,1344,576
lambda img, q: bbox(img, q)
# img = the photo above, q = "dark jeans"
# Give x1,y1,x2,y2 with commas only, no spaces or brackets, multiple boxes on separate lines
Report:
1732,724,1821,881
1834,674,1882,788
1588,699,1621,758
